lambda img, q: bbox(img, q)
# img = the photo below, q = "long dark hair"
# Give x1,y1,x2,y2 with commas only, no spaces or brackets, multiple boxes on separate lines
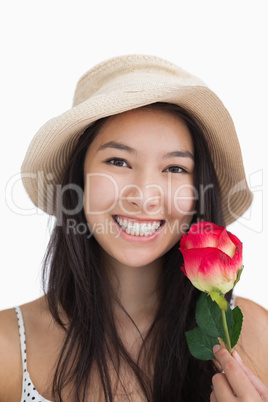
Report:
43,103,228,401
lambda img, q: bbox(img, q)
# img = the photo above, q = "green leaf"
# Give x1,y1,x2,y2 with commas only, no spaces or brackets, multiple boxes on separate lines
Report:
195,293,234,341
230,306,243,348
185,326,219,360
195,293,224,338
234,267,243,287
185,293,243,361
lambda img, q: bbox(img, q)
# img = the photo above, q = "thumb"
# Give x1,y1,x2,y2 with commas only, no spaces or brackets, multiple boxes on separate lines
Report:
233,350,268,399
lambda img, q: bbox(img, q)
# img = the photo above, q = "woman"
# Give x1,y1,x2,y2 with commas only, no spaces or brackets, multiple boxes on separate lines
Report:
0,55,267,401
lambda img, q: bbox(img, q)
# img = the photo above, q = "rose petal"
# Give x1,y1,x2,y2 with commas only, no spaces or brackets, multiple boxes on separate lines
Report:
197,248,242,294
179,222,243,294
189,222,224,234
180,264,187,275
181,222,226,250
227,232,242,247
217,229,236,258
180,247,217,281
229,242,243,274
179,233,189,249
181,230,222,249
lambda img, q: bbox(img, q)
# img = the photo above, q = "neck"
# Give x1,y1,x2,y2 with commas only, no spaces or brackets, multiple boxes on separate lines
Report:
104,254,162,327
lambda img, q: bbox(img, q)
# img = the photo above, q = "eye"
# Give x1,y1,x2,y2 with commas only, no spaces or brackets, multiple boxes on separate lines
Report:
163,166,186,173
105,158,130,168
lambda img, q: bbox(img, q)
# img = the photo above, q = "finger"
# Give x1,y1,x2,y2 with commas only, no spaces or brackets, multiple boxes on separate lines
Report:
212,373,236,401
210,390,218,402
213,345,258,398
233,350,268,400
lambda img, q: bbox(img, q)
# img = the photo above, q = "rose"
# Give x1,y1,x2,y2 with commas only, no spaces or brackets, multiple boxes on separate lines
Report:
179,222,243,295
180,222,244,359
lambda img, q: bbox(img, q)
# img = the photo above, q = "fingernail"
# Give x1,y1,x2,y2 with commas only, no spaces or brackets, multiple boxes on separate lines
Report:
213,344,221,354
233,350,243,363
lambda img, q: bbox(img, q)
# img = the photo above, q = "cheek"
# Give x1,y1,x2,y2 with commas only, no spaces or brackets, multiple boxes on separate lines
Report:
83,174,118,216
169,182,196,217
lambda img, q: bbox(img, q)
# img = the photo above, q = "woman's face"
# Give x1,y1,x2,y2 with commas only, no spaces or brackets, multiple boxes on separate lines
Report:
83,108,195,268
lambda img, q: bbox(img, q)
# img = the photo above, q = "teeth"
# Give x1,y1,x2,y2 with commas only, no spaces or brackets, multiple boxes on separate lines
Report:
115,216,162,236
133,222,139,236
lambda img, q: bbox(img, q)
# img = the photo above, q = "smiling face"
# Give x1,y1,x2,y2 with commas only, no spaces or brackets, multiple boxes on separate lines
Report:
83,107,195,269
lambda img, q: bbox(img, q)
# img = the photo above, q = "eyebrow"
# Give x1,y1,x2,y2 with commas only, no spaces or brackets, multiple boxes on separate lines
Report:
97,141,136,154
97,141,194,160
163,150,194,160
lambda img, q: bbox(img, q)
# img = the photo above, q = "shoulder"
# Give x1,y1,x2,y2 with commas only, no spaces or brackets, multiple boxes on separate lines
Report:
0,297,52,401
235,296,268,385
0,307,22,401
236,296,268,339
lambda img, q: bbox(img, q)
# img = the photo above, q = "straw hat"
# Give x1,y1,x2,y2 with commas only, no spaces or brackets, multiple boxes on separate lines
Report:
21,54,253,225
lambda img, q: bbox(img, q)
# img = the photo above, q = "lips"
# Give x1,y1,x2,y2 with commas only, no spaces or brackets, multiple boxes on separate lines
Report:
113,215,164,237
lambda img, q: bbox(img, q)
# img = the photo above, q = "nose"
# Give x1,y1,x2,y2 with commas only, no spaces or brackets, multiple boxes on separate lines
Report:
120,177,164,215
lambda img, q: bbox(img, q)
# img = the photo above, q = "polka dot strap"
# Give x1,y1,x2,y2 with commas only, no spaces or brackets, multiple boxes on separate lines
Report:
14,306,27,372
230,294,236,310
14,307,52,402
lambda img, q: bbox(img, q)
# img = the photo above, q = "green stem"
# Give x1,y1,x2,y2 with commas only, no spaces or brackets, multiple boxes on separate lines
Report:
221,308,232,354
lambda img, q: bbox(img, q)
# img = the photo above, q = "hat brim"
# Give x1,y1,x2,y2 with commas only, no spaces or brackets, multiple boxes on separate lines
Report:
21,58,253,226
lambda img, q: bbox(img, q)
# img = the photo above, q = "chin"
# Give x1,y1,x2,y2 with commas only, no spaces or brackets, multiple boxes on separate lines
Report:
111,250,166,269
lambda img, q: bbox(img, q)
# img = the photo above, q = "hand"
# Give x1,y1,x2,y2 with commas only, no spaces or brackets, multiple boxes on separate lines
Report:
210,345,268,401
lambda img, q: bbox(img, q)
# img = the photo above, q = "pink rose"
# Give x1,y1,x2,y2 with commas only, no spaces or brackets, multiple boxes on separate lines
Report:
179,222,242,294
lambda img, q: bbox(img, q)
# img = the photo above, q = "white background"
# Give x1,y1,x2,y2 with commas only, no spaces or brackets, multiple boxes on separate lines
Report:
0,1,267,310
